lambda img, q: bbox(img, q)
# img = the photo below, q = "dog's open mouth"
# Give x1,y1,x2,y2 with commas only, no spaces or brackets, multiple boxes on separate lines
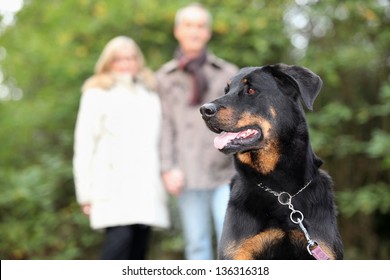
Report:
214,128,262,152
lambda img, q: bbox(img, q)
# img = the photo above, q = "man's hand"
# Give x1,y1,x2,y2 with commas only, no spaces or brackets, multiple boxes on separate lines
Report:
162,169,185,197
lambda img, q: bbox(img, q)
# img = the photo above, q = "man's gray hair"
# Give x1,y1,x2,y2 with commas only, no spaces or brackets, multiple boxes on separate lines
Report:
175,3,212,28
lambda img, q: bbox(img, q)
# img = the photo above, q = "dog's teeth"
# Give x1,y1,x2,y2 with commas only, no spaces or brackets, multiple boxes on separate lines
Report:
243,129,257,139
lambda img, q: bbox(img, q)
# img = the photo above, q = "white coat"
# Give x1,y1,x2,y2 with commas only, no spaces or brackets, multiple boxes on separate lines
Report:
73,81,170,230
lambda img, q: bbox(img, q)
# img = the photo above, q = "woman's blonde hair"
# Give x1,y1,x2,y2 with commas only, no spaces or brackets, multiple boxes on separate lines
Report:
82,36,156,92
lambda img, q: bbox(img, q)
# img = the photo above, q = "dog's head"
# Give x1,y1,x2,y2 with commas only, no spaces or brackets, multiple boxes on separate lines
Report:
200,64,322,173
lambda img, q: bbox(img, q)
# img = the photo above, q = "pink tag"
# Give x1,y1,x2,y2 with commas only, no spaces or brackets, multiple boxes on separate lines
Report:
311,246,330,260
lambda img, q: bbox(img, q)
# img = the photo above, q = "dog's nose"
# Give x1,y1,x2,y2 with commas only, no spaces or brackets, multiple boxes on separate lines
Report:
200,103,217,119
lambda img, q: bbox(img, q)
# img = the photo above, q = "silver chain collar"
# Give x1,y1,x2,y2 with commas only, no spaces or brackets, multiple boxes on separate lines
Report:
257,180,312,200
257,180,319,256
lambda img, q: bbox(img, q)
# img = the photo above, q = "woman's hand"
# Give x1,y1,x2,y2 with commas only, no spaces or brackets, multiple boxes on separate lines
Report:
81,204,91,216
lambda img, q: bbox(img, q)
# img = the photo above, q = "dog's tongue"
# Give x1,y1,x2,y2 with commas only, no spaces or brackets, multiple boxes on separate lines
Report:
214,131,241,150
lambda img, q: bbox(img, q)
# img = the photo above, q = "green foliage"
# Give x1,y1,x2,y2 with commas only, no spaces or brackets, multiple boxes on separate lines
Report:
338,183,390,217
0,0,389,259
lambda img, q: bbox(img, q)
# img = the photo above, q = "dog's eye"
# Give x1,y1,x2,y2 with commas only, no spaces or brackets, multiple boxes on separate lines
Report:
248,88,256,95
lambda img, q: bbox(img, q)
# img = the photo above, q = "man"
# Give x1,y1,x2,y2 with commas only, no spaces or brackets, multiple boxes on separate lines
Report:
156,3,238,260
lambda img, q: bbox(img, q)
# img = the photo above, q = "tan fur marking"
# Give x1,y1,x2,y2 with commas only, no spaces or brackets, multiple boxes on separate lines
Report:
258,140,280,173
237,153,252,167
217,107,235,125
237,140,280,174
270,107,277,118
229,229,285,260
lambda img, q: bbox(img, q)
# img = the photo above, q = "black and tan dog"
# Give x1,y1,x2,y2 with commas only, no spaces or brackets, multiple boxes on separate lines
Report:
200,64,343,260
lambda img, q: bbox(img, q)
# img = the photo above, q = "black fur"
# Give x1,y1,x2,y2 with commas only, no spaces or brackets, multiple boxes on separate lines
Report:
200,64,343,260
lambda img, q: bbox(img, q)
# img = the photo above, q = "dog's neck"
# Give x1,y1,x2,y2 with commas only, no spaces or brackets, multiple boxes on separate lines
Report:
234,141,320,194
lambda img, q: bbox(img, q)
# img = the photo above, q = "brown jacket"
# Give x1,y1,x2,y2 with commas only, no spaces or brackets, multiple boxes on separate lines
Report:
156,53,238,189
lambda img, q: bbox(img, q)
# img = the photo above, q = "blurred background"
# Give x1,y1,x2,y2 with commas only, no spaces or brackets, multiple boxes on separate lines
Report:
0,0,389,260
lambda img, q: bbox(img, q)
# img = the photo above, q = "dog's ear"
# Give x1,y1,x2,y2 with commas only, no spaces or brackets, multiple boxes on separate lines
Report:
268,63,323,110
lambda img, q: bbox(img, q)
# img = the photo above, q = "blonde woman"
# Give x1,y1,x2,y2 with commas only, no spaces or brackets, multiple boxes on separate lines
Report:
73,36,170,259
